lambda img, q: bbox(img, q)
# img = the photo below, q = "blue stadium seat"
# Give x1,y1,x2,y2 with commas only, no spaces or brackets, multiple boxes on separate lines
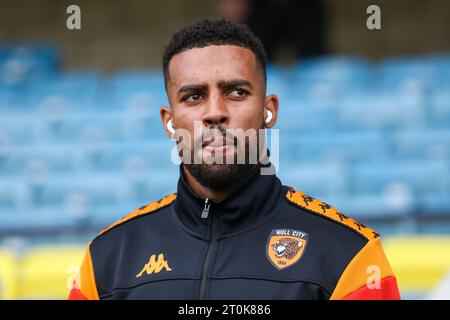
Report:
292,56,375,100
0,114,37,145
121,109,168,140
429,90,450,128
279,131,389,163
277,100,337,133
392,129,450,160
86,203,139,228
31,111,123,144
0,144,80,176
0,86,28,111
278,162,348,197
351,160,448,196
323,194,413,219
378,55,450,94
417,194,450,217
107,70,168,108
0,178,22,209
266,63,293,102
15,173,126,209
0,46,9,65
87,140,175,171
25,71,101,114
0,43,60,88
0,206,82,231
338,92,426,131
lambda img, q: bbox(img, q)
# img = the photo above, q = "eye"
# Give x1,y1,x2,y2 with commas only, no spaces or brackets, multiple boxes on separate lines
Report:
184,94,202,102
228,89,248,98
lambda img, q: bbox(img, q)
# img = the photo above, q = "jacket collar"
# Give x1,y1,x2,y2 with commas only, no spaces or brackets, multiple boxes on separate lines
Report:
173,163,283,240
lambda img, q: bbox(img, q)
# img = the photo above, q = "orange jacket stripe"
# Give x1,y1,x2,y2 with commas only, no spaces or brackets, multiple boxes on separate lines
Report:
330,237,400,300
68,244,99,300
285,188,379,241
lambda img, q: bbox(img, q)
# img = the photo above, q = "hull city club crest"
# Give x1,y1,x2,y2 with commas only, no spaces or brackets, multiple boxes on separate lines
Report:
266,229,309,270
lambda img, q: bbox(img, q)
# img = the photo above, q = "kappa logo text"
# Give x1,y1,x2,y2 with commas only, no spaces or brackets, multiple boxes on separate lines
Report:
136,253,172,277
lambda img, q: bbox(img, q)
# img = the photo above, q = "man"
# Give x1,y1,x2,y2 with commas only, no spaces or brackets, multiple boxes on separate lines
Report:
68,18,400,300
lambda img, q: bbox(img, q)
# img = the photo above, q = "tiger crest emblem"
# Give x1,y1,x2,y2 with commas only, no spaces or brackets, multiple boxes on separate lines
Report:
273,237,303,260
266,229,309,270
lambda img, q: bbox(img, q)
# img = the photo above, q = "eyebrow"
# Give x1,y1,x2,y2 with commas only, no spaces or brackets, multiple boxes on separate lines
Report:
177,83,207,96
177,79,253,97
218,79,253,90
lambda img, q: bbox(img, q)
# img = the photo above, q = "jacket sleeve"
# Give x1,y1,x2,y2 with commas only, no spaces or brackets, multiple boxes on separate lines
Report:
68,244,100,300
330,237,401,300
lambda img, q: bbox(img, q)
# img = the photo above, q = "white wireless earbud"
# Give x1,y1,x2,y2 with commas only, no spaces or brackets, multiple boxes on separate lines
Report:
167,119,175,136
265,110,273,124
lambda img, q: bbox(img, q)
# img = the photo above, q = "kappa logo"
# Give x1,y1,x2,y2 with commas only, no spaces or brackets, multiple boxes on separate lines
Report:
136,253,172,278
266,229,308,270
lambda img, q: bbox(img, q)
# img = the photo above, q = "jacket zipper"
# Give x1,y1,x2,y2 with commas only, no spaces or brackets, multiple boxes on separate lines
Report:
199,198,217,300
201,198,210,219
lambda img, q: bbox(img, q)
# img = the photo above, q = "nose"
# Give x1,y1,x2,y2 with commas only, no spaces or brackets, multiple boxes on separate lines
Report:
202,92,229,127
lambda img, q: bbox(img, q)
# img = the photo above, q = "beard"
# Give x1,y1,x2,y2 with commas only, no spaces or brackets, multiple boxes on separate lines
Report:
184,162,257,192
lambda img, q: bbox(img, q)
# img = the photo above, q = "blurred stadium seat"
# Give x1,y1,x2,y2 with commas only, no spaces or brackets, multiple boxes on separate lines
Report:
0,43,59,90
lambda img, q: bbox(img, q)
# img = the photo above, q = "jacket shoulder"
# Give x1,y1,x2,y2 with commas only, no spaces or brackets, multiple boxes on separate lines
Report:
94,193,177,239
284,187,379,241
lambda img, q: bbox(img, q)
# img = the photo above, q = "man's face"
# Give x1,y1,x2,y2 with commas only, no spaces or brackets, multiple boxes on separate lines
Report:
162,44,277,190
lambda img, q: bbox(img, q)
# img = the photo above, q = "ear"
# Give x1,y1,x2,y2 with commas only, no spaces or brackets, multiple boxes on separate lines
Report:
160,106,174,139
264,94,279,128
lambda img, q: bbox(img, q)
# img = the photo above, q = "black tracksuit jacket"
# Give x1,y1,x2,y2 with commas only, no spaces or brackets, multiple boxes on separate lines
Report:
69,164,400,300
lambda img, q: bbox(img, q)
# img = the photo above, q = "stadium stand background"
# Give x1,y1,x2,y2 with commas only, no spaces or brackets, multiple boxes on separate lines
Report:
0,0,450,299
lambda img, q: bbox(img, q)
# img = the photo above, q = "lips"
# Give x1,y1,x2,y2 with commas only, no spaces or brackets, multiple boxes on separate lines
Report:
202,136,233,148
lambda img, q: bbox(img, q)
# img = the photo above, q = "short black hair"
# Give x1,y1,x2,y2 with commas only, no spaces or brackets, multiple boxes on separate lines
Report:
162,18,267,88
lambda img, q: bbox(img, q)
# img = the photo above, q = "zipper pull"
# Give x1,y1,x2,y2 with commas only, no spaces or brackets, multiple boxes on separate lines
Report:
201,198,210,219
